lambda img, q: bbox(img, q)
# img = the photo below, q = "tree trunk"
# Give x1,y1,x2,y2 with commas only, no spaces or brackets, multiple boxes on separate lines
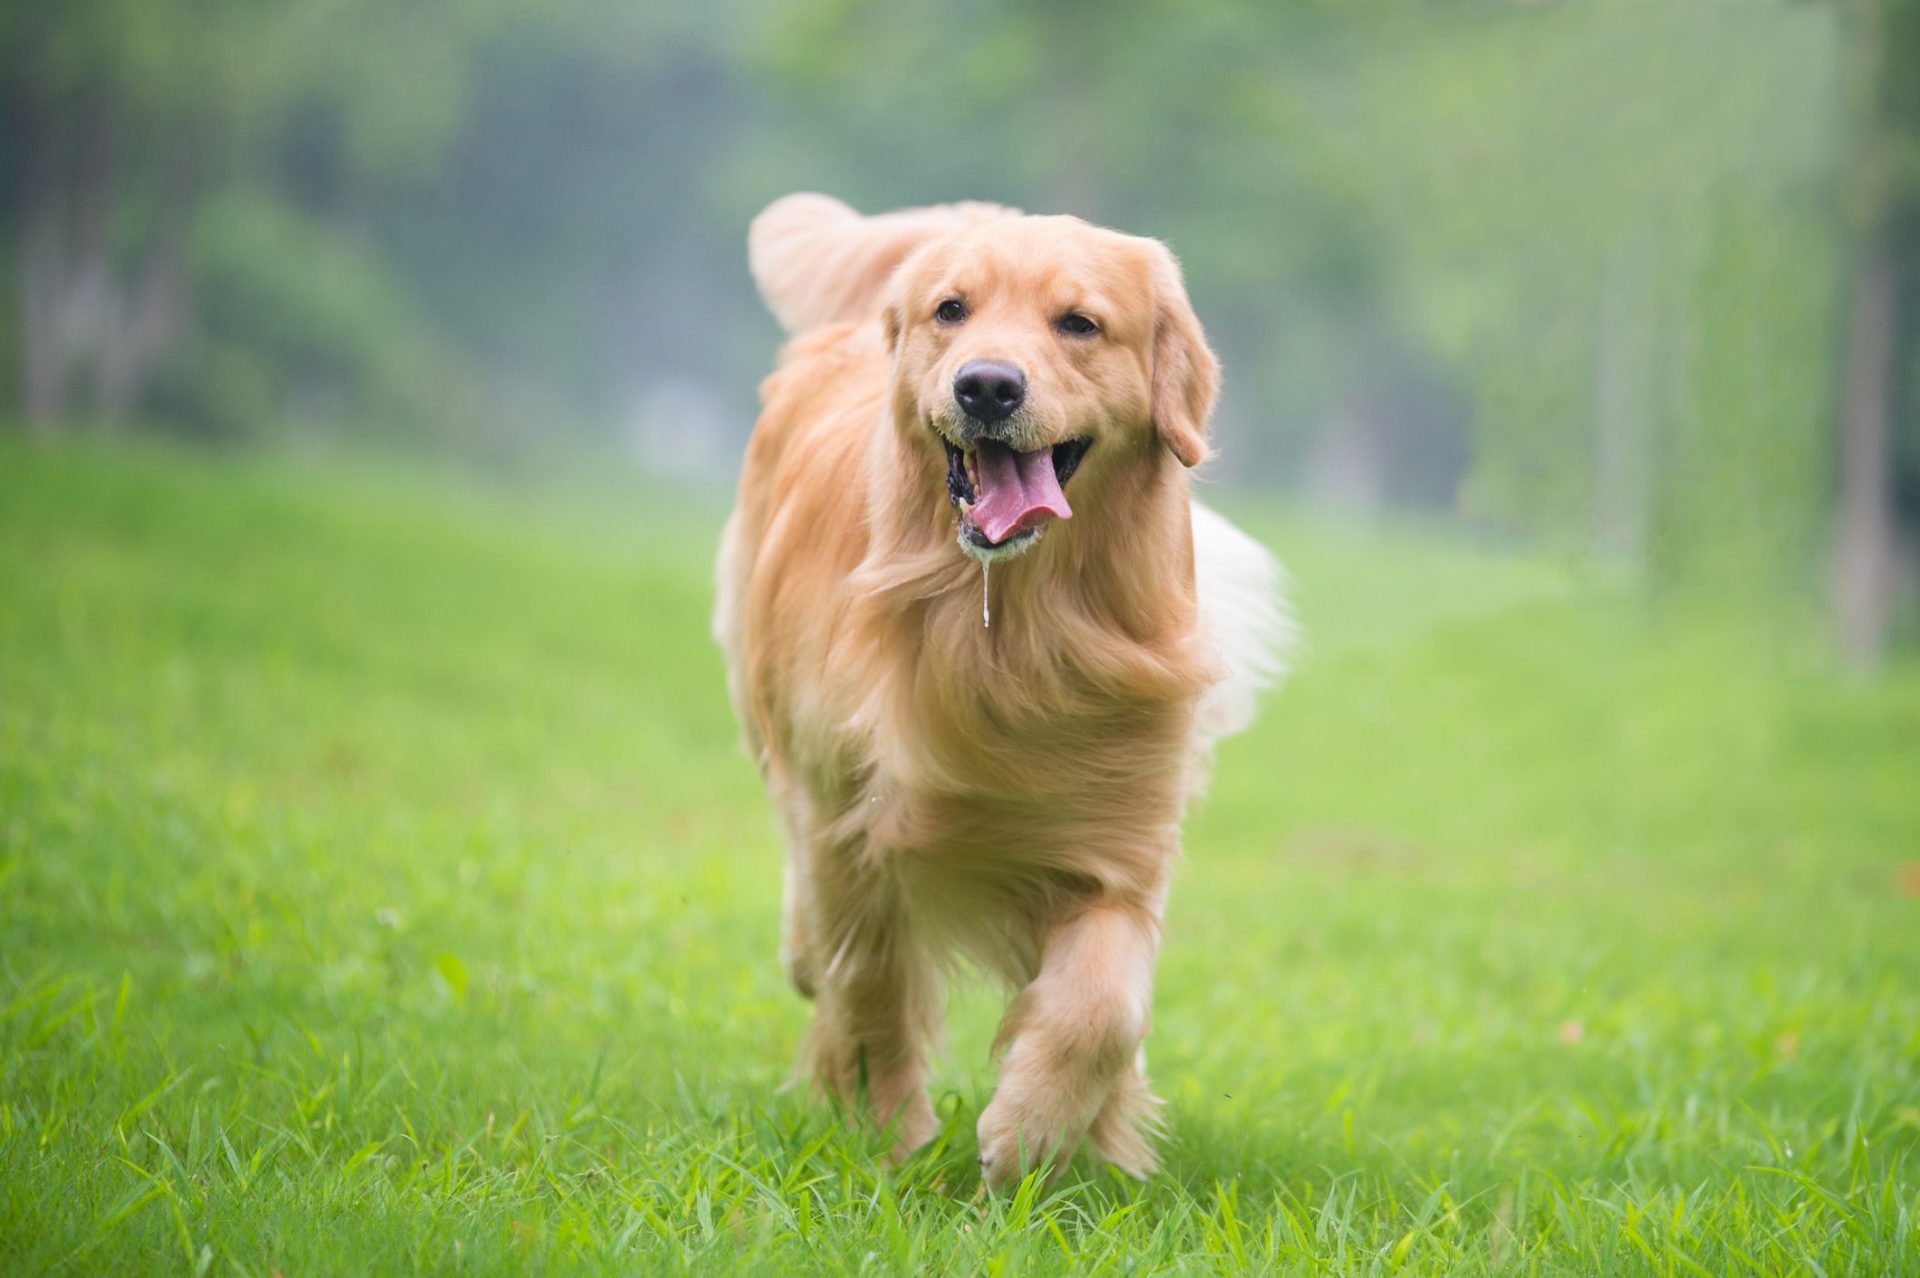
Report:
93,138,197,419
1832,0,1913,671
9,43,70,430
20,214,68,429
1833,220,1897,669
10,83,195,431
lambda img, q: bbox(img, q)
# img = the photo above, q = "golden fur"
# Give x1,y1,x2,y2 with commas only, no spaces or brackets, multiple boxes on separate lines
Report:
715,193,1284,1185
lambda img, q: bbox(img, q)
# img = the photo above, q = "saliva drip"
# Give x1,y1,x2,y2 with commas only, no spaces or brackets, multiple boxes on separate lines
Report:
981,558,991,629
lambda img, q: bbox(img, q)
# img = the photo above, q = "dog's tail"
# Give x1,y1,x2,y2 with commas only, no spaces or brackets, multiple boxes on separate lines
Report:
748,193,1020,334
1191,501,1295,743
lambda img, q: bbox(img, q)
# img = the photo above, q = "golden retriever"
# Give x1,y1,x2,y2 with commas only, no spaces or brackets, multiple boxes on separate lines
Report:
715,193,1288,1186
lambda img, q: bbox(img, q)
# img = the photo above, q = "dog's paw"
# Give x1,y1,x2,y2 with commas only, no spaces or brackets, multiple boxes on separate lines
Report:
976,1095,1076,1191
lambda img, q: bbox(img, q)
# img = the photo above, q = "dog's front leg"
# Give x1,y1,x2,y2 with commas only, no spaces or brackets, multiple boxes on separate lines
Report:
978,902,1160,1189
801,894,942,1163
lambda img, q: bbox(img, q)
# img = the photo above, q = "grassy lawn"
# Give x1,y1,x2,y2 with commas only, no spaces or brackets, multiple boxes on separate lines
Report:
3,438,1917,1274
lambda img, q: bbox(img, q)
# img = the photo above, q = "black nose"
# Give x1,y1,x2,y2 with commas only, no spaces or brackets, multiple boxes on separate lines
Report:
953,360,1026,425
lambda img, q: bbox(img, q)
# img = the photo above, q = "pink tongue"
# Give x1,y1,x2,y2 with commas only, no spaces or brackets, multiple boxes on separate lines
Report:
969,440,1073,544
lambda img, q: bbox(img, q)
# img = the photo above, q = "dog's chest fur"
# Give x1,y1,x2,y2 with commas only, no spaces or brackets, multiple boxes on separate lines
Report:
792,592,1201,905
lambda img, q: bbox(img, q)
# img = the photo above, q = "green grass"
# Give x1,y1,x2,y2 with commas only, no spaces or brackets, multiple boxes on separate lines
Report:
3,438,1917,1275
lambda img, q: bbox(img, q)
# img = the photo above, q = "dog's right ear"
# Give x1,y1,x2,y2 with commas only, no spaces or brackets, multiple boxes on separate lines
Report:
749,193,1020,334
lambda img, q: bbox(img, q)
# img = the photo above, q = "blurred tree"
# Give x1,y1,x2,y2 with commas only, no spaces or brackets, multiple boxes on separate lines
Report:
2,0,510,440
1,0,251,426
1834,0,1920,668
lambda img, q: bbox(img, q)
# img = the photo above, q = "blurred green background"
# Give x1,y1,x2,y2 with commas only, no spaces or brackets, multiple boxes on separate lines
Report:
5,0,1917,659
5,2,1920,1272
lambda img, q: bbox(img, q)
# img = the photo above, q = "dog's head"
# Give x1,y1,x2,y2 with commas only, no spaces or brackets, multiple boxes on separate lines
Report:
882,216,1218,562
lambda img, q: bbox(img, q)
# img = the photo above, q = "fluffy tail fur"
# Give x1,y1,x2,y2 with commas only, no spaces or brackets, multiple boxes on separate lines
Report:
748,193,1020,334
1191,501,1294,743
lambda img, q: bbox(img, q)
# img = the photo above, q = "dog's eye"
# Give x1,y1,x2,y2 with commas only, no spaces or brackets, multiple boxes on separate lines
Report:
935,299,968,325
1056,312,1099,337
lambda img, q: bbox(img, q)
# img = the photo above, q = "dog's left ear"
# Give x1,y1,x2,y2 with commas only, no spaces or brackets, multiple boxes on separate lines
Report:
1147,242,1219,468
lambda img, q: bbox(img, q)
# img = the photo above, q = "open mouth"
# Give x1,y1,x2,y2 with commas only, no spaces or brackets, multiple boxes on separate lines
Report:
944,436,1092,550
